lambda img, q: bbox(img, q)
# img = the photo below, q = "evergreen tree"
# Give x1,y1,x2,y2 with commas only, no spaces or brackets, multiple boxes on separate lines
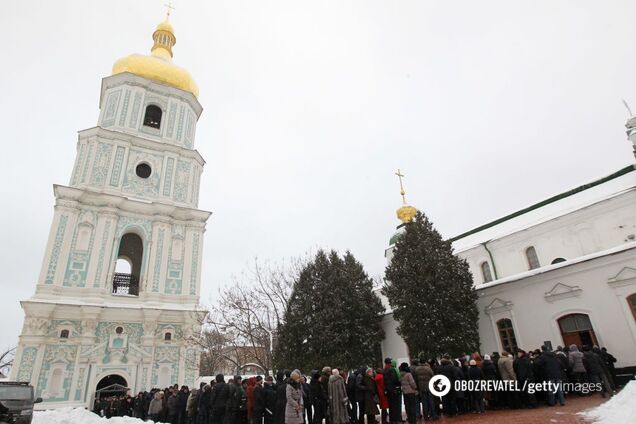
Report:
274,250,384,372
383,211,479,359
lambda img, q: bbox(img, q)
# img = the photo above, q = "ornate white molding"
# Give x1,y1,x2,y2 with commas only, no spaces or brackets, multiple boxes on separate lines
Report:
607,267,636,289
544,283,582,303
484,297,513,315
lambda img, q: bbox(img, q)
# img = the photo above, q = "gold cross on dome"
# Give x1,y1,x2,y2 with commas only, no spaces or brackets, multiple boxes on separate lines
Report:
164,1,175,20
395,169,407,204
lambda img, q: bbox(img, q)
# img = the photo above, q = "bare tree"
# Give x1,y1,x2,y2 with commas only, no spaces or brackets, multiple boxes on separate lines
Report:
0,347,16,377
192,256,305,376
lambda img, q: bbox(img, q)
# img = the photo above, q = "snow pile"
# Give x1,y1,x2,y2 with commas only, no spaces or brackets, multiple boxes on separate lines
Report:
33,407,166,424
579,380,636,423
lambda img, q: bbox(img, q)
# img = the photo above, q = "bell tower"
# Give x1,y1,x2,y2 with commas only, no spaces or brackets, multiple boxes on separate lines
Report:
11,11,210,408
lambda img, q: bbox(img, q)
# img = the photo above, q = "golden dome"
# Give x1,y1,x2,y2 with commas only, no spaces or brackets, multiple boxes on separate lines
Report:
112,19,199,98
396,205,417,224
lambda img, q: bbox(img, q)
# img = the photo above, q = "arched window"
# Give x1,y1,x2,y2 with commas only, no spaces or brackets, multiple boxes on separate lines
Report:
59,329,69,339
481,261,493,283
497,318,518,353
143,105,162,129
164,332,172,341
627,294,636,323
551,257,567,265
113,233,143,296
558,313,598,348
525,246,540,270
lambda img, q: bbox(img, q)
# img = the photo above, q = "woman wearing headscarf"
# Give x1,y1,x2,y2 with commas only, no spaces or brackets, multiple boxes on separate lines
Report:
328,368,350,424
362,368,379,424
399,363,417,424
286,370,305,424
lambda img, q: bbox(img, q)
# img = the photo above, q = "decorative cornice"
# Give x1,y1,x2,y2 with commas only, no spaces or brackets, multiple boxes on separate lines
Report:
608,266,636,288
544,283,582,303
484,297,513,315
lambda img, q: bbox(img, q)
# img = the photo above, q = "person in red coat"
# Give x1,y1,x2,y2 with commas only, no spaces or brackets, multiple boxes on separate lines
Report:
375,368,389,424
247,377,257,423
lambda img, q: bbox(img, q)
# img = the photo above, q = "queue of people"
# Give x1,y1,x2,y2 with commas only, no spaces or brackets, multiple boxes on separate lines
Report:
91,343,619,423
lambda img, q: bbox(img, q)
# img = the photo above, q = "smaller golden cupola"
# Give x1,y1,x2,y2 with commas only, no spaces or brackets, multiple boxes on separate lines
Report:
395,169,417,224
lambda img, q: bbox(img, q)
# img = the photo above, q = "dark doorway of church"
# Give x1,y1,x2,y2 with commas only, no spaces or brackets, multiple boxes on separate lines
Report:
95,374,129,399
558,313,598,348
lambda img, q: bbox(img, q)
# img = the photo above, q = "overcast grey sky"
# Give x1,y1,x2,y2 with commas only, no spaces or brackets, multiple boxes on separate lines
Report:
1,0,635,351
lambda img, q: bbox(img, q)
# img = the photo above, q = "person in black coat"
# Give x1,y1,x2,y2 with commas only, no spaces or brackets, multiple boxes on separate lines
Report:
535,345,565,406
513,350,536,409
263,376,277,424
253,376,265,424
210,375,230,424
178,386,190,424
382,358,402,424
467,360,485,413
274,371,289,424
301,375,313,424
437,358,457,416
346,370,358,424
354,368,367,424
198,384,211,424
582,346,611,397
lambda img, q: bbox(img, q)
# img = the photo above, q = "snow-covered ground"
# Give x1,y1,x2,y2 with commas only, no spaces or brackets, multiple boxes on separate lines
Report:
33,407,166,424
579,380,636,423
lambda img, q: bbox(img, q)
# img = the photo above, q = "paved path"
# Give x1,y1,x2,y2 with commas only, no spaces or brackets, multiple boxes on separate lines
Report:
429,394,607,423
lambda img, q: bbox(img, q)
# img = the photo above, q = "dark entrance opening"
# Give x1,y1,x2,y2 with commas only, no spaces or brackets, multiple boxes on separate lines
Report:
95,374,129,399
113,233,143,296
558,313,598,348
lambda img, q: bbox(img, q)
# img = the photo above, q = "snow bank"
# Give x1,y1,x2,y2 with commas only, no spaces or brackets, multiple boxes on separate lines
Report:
33,407,167,424
579,380,636,423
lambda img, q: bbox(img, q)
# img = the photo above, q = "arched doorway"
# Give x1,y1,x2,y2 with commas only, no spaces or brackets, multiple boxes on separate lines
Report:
558,313,598,348
95,374,129,399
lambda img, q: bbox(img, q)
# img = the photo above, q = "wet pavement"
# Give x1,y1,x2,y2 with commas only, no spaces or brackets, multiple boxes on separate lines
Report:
426,394,607,423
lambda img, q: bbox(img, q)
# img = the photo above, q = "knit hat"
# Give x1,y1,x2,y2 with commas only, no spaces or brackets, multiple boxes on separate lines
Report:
469,360,477,366
483,354,491,360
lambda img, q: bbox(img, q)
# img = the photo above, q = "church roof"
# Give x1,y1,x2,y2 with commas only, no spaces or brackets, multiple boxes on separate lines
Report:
450,164,636,252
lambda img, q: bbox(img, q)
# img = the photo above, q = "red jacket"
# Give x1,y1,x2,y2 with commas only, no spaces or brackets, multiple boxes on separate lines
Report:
374,373,389,409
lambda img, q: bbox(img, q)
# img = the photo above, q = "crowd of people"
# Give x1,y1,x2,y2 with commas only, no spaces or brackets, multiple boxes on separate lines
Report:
92,343,619,423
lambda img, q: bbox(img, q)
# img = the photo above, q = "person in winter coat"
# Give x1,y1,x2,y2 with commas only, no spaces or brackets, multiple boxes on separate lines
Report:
346,370,358,424
354,367,367,424
467,360,485,413
399,362,417,424
300,376,312,424
601,347,617,388
582,346,612,398
453,359,467,414
253,376,265,424
275,371,290,424
383,358,402,424
211,374,231,424
535,345,565,406
328,368,350,424
167,390,180,424
362,368,379,424
310,371,326,424
198,384,212,424
179,386,190,424
148,391,164,422
374,368,389,424
480,354,498,409
437,358,457,416
497,351,517,409
513,350,536,409
186,388,199,424
593,346,615,393
414,360,436,420
285,370,305,424
264,376,277,424
247,377,256,424
568,345,588,394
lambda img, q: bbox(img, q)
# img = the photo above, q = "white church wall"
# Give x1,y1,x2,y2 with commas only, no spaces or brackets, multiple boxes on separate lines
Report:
477,245,636,367
458,187,636,284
